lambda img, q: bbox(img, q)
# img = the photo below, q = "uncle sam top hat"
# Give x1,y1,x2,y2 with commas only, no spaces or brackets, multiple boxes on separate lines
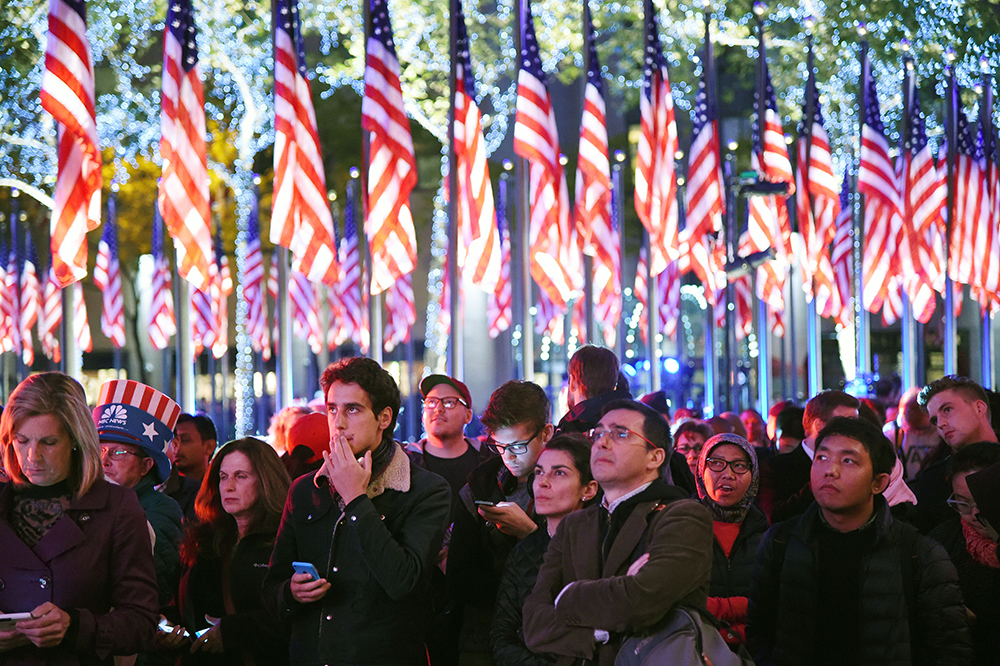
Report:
93,380,182,484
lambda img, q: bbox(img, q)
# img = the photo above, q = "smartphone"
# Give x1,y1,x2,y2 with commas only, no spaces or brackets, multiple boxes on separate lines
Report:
157,617,191,638
0,613,31,632
292,561,321,580
474,500,496,507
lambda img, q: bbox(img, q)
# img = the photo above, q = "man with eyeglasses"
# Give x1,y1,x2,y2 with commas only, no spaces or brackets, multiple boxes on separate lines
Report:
524,399,713,665
448,380,552,664
747,416,971,666
92,380,185,614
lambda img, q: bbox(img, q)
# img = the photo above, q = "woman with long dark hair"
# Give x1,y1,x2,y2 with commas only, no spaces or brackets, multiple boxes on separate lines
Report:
160,437,290,665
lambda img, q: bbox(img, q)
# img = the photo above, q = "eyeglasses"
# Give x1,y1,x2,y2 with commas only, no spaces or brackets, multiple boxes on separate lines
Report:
423,397,469,411
100,446,140,460
675,442,704,456
946,494,977,516
486,426,543,455
588,425,658,449
704,457,752,475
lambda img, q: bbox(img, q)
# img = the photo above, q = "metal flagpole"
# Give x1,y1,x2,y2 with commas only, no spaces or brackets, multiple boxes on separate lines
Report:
275,247,293,411
854,33,872,379
642,0,660,393
804,25,823,396
943,51,958,375
517,0,534,382
979,58,995,388
447,0,463,378
613,158,627,362
751,11,770,412
582,0,596,346
701,5,718,417
361,0,383,366
899,49,917,390
175,259,196,412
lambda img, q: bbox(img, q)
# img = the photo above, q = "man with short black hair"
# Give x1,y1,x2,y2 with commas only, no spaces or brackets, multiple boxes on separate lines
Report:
758,390,860,523
162,412,218,519
523,399,713,665
747,416,972,666
448,380,552,662
264,357,451,665
911,375,999,532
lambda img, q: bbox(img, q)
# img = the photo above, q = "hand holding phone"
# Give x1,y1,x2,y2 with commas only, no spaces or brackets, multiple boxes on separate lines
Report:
292,561,321,581
474,500,496,507
0,613,31,632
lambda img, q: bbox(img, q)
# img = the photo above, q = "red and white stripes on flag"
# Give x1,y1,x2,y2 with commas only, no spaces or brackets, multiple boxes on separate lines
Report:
212,237,232,359
73,281,92,353
149,203,176,350
635,247,681,343
245,188,270,357
340,185,369,351
191,237,217,356
454,0,500,291
290,267,322,354
488,178,513,339
40,0,102,287
384,271,416,352
272,0,338,286
19,241,41,366
94,199,125,347
363,0,418,295
3,250,21,356
980,76,1000,310
0,247,11,354
634,0,679,276
160,0,212,291
858,47,902,316
41,265,62,363
266,251,279,359
831,173,855,328
515,0,578,309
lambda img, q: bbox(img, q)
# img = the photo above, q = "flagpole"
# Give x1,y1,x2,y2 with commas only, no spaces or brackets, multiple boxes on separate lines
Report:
944,51,958,375
362,0,383,366
854,33,872,379
274,248,293,410
979,58,995,389
447,0,463,378
702,4,719,417
752,8,770,412
581,0,596,347
803,24,823,396
642,0,660,393
175,261,195,412
899,49,919,390
613,158,627,362
516,0,534,382
233,174,254,437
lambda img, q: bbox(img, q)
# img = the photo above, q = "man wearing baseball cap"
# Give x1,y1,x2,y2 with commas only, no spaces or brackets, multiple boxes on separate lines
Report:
94,379,184,609
407,374,493,666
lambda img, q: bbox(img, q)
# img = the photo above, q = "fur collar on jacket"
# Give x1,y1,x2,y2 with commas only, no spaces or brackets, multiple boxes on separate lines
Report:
367,443,411,498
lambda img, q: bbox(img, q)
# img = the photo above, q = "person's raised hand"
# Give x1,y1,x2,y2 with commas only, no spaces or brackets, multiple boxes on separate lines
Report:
290,571,331,604
478,502,537,539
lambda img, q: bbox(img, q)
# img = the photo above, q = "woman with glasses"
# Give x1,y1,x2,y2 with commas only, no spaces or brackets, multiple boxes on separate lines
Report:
695,432,768,649
490,433,598,665
928,441,1000,665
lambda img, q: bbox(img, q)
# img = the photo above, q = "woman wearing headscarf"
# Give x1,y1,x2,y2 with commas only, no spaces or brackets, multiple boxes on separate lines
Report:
696,432,769,648
0,372,159,664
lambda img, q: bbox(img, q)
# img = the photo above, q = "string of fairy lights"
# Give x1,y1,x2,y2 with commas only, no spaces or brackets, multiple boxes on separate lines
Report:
1,0,999,427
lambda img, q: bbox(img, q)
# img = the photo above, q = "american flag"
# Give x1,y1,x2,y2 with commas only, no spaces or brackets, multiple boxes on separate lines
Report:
831,172,855,328
488,177,513,339
979,70,1000,310
149,201,176,350
4,238,22,357
40,0,102,287
384,271,415,352
0,234,10,354
796,49,841,322
514,0,578,309
454,0,500,291
326,208,346,350
594,174,621,346
635,246,682,343
211,226,232,359
436,237,452,338
246,185,271,356
858,44,902,315
191,227,217,356
290,265,322,354
94,197,125,348
72,281,92,353
340,183,369,351
159,0,212,291
681,13,725,304
266,250,279,359
535,291,565,346
899,61,944,324
41,263,62,363
19,233,41,366
272,0,338,286
634,0,679,276
744,23,793,319
363,0,418,295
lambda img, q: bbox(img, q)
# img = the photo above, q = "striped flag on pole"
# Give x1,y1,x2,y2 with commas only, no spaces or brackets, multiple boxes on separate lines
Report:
831,173,855,328
94,197,125,348
326,208,346,350
41,263,62,363
979,67,1000,310
488,178,513,339
681,12,725,303
384,271,416,352
266,250,279,359
159,0,212,291
290,266,322,354
245,185,270,357
339,184,369,351
40,0,102,287
149,201,176,350
20,234,41,366
73,281,92,353
191,230,217,356
454,0,500,290
858,44,902,315
5,242,22,357
272,0,338,285
363,0,418,294
514,0,578,309
0,234,10,354
634,0,679,275
211,227,231,359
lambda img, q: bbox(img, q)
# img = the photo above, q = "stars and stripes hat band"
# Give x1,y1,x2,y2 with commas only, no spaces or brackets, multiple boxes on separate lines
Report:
92,380,181,484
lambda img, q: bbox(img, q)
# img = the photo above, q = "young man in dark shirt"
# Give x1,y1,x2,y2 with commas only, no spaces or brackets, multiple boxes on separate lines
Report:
747,417,972,666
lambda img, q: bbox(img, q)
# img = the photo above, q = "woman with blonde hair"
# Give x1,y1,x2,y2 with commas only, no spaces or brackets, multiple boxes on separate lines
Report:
0,372,159,664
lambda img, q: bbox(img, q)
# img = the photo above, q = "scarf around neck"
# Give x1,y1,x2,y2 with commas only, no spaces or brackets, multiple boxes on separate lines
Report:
695,433,759,523
963,519,1000,568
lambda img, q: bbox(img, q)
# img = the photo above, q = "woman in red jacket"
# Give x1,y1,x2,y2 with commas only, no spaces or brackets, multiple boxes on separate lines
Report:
0,372,159,665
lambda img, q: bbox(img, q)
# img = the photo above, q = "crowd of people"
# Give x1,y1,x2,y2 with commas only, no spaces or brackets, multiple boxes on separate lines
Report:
0,347,998,666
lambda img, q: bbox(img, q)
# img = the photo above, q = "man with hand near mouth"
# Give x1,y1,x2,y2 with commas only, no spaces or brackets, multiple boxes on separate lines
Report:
747,417,971,666
263,357,451,665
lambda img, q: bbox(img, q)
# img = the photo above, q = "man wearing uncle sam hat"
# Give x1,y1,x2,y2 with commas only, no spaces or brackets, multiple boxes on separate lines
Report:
93,379,185,607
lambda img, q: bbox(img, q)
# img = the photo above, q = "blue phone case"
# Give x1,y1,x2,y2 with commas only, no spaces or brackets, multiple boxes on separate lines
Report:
292,561,321,580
